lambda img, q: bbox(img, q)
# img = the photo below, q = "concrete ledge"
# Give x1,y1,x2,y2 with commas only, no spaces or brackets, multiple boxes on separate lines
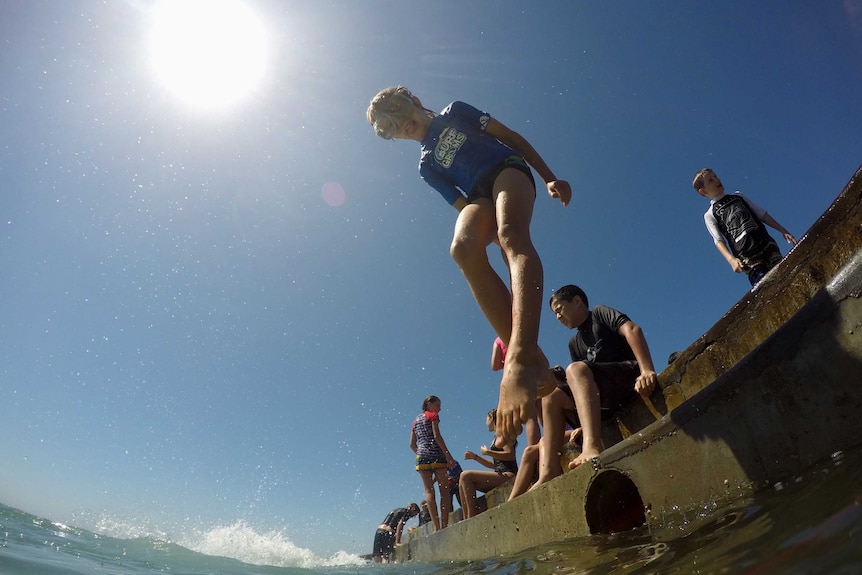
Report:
396,165,862,562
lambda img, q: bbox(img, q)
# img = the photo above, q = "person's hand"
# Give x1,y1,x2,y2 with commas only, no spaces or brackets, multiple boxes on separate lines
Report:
783,232,797,245
547,180,572,207
464,450,476,460
730,257,746,273
634,370,657,398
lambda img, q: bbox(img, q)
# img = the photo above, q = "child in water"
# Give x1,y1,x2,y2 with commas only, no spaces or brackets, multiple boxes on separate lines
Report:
410,395,455,530
368,87,572,442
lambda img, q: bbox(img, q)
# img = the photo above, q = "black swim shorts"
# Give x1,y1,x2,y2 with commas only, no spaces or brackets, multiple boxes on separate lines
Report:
372,527,395,558
467,156,535,203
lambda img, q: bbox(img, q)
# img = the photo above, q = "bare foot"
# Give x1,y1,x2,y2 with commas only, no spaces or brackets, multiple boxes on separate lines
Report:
528,467,563,491
496,348,546,442
568,447,601,469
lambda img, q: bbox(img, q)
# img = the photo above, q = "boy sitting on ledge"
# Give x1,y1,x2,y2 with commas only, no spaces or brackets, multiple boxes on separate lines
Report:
532,285,657,488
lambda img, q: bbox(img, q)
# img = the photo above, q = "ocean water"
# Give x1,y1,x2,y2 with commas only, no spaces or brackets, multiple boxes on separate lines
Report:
3,446,862,575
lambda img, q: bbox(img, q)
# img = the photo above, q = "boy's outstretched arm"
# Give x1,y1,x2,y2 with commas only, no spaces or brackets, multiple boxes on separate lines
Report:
761,213,797,245
484,118,572,207
618,321,657,398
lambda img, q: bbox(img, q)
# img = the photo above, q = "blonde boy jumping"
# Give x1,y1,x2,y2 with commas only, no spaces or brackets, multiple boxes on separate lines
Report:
367,87,571,440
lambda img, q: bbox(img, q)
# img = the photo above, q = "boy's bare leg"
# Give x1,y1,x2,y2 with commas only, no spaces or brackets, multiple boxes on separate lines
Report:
566,362,605,468
449,173,548,440
450,200,515,342
494,171,546,441
531,388,569,488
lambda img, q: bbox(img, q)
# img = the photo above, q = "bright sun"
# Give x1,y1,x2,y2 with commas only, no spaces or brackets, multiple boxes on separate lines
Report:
148,0,268,109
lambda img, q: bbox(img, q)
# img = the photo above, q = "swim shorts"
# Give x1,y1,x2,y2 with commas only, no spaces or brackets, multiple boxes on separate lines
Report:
416,455,448,471
467,156,535,203
372,527,395,558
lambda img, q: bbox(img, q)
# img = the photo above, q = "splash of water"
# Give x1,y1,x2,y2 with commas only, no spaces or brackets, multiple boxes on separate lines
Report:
186,520,365,568
89,512,365,568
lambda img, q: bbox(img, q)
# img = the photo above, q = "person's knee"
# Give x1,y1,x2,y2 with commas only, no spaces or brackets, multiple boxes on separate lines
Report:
522,443,539,462
542,387,569,411
566,362,593,385
496,219,532,254
449,233,485,267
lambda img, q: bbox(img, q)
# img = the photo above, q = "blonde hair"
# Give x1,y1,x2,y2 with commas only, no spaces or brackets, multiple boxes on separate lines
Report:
366,86,417,125
366,87,436,140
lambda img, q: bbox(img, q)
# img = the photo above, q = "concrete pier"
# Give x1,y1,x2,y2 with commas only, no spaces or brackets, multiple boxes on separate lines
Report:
396,163,862,562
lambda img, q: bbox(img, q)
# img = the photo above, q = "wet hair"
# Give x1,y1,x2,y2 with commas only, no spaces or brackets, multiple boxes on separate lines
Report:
408,502,421,514
692,168,713,192
422,395,440,411
366,86,435,139
550,285,589,308
367,86,416,124
667,351,682,365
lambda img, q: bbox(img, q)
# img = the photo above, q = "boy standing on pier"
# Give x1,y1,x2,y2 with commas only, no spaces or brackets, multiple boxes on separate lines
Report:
693,168,797,286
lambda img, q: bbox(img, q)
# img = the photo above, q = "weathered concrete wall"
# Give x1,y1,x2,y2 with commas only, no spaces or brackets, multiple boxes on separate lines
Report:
396,164,862,562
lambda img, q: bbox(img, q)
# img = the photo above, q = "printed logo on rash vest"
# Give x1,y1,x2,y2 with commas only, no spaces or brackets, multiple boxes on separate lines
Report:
435,127,467,168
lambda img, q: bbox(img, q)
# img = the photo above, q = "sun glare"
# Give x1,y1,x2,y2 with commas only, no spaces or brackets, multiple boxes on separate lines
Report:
148,0,268,109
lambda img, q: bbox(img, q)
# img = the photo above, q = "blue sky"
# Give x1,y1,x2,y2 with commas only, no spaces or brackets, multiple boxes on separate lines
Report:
1,0,861,559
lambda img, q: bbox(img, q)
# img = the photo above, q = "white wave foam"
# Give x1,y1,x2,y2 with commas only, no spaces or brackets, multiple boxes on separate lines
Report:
186,520,366,568
84,511,366,568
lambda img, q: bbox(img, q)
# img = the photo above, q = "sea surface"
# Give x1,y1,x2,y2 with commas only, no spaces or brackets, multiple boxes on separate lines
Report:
3,445,862,575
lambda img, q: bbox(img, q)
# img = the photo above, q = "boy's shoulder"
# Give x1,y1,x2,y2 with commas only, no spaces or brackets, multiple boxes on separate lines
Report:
444,100,476,112
441,101,488,123
592,303,626,316
591,304,631,329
